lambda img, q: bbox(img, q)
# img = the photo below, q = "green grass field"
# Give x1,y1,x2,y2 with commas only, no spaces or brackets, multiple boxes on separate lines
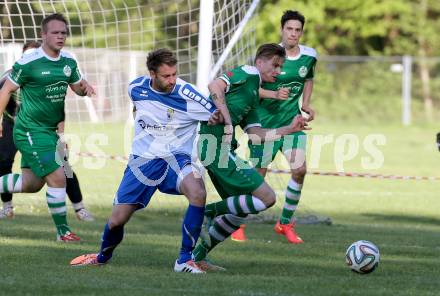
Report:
1,122,440,295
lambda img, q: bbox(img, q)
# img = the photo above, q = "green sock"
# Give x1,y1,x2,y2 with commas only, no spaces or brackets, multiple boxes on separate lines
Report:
205,195,266,219
46,187,70,236
280,179,302,224
193,214,244,262
0,174,22,194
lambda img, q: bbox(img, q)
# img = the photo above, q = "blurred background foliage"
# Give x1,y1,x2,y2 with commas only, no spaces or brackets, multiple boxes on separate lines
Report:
1,0,439,124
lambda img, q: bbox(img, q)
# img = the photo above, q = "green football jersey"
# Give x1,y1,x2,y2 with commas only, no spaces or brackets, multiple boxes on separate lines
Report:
0,70,18,121
258,45,317,128
8,47,82,131
219,65,262,131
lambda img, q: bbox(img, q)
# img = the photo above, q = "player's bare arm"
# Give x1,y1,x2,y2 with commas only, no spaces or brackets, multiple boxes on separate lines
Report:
0,79,19,137
70,79,95,97
259,87,290,101
208,78,233,135
56,121,65,134
56,121,67,144
247,115,309,144
207,109,224,126
301,79,314,121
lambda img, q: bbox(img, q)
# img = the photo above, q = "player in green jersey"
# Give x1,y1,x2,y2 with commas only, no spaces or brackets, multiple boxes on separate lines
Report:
231,10,317,244
0,41,94,222
192,43,310,271
0,13,95,241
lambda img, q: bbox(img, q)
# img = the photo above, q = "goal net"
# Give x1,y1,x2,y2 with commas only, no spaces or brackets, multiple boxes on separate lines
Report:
0,0,259,207
0,0,330,225
1,0,257,122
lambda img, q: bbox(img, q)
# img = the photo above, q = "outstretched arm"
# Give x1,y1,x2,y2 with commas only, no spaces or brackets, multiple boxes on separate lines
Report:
246,115,310,144
70,79,95,97
301,79,315,121
207,109,224,125
259,87,290,101
0,79,19,137
208,78,233,135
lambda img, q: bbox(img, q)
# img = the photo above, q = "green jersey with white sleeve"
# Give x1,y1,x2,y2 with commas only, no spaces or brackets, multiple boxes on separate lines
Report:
257,45,317,128
8,47,82,131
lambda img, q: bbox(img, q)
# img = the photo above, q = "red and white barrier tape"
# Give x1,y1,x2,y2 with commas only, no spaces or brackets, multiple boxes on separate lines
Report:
75,152,439,181
268,169,440,181
77,151,128,162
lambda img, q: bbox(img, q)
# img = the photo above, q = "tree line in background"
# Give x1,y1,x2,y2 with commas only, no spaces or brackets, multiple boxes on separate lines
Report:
258,0,440,122
1,0,438,123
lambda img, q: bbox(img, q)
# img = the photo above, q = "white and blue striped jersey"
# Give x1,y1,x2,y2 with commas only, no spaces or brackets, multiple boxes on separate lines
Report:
128,76,216,159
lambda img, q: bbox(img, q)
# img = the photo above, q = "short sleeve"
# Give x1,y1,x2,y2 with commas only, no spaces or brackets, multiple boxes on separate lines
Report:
69,60,82,85
8,62,27,87
219,68,247,93
180,82,216,121
306,58,317,80
240,107,261,132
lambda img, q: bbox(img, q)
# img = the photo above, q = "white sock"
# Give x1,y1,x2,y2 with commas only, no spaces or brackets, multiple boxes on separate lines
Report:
0,174,22,194
72,201,84,212
3,201,13,209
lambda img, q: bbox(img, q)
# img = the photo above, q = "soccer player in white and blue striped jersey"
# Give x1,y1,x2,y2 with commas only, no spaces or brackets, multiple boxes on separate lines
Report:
70,48,223,273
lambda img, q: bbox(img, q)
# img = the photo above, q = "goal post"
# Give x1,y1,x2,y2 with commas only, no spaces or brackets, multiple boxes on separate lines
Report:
0,0,258,203
196,0,261,94
196,0,214,95
0,0,259,122
0,0,330,224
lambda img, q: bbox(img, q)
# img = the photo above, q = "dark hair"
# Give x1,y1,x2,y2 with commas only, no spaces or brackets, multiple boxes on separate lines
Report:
146,48,178,72
255,43,286,63
41,13,68,32
23,40,41,52
281,10,305,29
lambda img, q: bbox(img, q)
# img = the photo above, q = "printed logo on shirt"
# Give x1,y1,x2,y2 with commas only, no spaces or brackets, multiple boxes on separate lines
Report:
280,81,303,98
298,66,308,78
167,108,174,121
140,90,148,98
63,65,72,77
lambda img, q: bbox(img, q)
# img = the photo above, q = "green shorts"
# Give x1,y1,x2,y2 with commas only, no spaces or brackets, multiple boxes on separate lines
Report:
249,131,307,169
13,127,62,178
198,123,264,199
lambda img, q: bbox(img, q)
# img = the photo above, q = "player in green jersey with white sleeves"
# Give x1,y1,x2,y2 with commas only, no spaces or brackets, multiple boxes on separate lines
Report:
192,44,310,271
232,10,317,244
0,13,95,242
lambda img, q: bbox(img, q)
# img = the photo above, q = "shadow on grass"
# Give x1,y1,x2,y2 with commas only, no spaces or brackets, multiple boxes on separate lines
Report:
362,213,440,226
0,210,189,242
2,210,440,296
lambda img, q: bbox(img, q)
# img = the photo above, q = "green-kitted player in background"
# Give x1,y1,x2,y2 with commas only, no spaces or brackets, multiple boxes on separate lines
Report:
193,43,310,271
0,13,95,241
232,10,317,244
0,41,94,222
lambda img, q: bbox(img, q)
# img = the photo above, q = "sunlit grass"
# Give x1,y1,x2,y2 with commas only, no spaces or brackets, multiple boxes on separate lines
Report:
1,122,439,295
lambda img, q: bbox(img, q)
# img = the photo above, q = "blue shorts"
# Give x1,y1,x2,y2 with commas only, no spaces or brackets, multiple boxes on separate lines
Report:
114,153,195,209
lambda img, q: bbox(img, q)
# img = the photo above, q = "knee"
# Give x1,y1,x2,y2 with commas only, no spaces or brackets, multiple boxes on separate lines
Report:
24,182,44,193
108,217,125,230
266,192,276,208
292,165,307,179
51,176,67,188
187,187,207,206
262,189,276,208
